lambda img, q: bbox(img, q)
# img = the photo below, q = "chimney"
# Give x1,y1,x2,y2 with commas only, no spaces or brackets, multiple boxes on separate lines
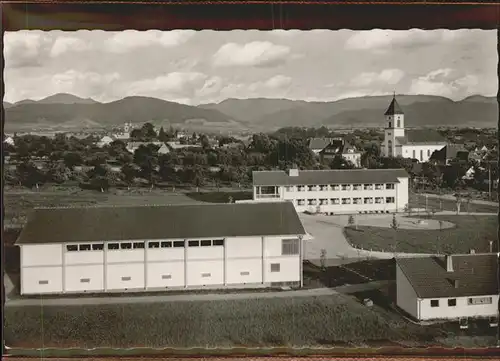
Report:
445,254,454,272
288,168,299,177
469,249,475,254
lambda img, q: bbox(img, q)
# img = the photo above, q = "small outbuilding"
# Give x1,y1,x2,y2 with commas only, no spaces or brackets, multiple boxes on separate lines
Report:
396,254,499,321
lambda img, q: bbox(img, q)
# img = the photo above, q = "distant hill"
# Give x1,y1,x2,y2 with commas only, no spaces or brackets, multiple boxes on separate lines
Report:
11,93,99,106
5,93,497,132
3,101,13,109
202,95,497,129
199,98,307,123
5,95,245,132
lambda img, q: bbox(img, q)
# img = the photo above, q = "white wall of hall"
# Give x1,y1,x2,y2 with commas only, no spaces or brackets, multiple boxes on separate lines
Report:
146,261,185,288
106,247,144,264
21,266,63,294
106,263,145,290
187,259,224,286
263,256,300,283
22,244,62,267
226,236,263,259
64,264,104,292
65,248,104,265
226,258,263,285
187,244,223,260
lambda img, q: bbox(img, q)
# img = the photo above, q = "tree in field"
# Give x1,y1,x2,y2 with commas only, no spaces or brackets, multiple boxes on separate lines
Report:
120,163,137,190
62,151,84,170
158,127,168,142
348,214,356,229
133,144,159,185
46,161,70,184
17,161,46,189
320,249,327,271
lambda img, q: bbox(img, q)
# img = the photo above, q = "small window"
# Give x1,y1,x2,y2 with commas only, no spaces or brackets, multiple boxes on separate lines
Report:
38,280,49,285
240,271,250,276
201,240,212,247
161,241,172,248
189,240,200,247
66,245,78,252
92,243,104,251
120,242,132,250
213,239,224,246
270,263,280,272
201,273,211,278
173,241,185,248
162,274,172,280
80,278,90,283
468,296,493,305
79,244,91,251
148,242,160,249
430,299,439,307
108,243,119,250
121,276,131,281
282,239,300,255
133,242,144,249
386,197,395,204
448,299,457,307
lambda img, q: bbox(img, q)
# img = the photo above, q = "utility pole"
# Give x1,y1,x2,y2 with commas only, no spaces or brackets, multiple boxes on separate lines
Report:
488,163,492,201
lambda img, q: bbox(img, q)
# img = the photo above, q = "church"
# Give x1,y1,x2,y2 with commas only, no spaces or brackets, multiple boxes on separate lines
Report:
382,95,447,162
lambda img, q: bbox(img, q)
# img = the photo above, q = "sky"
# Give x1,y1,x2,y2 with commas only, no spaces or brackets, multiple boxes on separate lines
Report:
4,29,497,105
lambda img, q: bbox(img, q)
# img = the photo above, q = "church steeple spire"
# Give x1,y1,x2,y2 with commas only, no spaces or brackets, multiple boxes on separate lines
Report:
384,93,404,116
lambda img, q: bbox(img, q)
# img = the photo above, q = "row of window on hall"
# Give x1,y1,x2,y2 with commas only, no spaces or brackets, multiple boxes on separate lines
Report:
66,239,225,252
296,196,395,206
287,183,395,192
65,238,301,255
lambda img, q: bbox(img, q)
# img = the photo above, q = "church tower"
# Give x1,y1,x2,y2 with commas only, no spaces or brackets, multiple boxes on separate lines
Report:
383,93,405,157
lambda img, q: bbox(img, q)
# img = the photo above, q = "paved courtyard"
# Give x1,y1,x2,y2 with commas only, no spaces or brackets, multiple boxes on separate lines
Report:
299,213,459,261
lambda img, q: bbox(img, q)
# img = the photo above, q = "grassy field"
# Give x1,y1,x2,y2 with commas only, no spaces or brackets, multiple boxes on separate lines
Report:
3,186,197,225
186,191,253,204
409,193,498,213
5,291,490,349
345,215,497,254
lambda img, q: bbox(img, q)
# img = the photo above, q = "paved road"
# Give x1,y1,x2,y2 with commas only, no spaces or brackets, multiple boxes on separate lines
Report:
3,281,388,307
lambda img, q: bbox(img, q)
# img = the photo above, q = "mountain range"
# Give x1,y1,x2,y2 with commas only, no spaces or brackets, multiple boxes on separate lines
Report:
3,93,497,132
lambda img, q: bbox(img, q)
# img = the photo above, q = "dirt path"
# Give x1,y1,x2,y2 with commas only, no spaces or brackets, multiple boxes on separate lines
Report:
5,280,389,307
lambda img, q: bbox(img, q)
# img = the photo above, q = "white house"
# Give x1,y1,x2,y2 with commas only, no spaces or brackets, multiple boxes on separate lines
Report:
252,168,409,214
157,144,170,155
4,136,15,146
318,138,362,168
382,95,447,162
396,254,499,321
97,135,115,148
16,202,306,295
126,141,163,154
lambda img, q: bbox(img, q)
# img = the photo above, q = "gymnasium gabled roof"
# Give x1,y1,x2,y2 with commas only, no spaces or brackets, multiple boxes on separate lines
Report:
16,202,306,245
